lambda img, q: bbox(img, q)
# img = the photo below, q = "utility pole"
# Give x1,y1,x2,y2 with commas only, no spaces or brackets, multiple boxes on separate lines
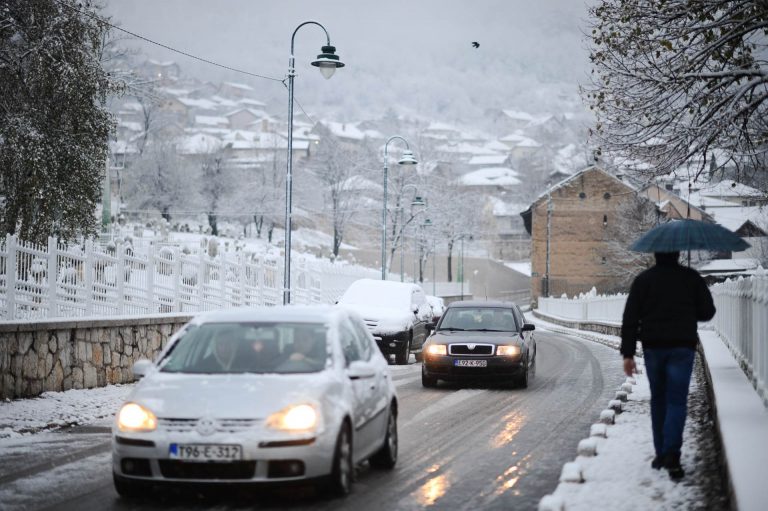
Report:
544,190,552,297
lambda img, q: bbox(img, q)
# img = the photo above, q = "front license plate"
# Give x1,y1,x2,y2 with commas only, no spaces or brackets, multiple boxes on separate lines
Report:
169,443,243,462
454,359,488,367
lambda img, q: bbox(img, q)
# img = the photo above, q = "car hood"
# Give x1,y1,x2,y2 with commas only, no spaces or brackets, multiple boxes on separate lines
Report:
126,371,336,419
429,330,522,346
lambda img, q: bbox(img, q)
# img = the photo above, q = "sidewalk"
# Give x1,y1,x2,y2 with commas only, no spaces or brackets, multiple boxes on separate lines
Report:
529,314,733,511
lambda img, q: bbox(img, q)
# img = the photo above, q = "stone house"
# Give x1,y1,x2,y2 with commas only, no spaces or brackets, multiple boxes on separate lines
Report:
521,166,651,303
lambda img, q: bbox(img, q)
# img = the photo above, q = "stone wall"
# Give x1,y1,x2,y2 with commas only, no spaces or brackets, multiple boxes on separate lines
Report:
0,314,193,399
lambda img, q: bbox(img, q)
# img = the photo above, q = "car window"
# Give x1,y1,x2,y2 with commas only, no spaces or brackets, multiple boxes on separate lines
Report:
158,322,327,374
346,317,374,361
438,307,519,331
338,322,363,365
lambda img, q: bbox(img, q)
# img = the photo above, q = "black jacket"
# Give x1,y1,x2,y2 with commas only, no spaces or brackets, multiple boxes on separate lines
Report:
620,258,716,357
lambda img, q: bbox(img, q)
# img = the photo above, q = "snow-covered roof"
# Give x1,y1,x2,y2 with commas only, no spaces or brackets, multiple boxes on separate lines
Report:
460,167,521,187
484,140,511,152
109,140,138,154
224,108,267,119
502,110,536,123
488,196,527,216
194,115,229,127
147,59,177,67
178,97,218,110
322,121,382,141
436,142,497,155
210,96,238,108
160,87,191,97
534,166,637,204
177,133,223,155
698,258,761,273
699,180,764,199
121,102,142,112
426,122,460,133
238,98,267,108
468,154,508,166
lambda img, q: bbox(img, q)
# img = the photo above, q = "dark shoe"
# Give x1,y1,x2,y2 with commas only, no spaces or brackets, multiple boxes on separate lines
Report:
663,453,685,480
651,456,663,470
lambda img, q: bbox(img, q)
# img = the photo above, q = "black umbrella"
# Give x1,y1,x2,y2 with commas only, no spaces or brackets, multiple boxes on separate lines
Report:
630,219,751,253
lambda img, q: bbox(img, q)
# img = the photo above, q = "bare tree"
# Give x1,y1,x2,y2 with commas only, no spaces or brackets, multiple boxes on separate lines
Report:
585,0,768,195
199,143,233,236
598,193,659,291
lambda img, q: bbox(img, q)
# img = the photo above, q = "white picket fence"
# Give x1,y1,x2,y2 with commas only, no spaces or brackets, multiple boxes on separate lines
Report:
537,288,627,325
0,235,382,320
710,270,768,404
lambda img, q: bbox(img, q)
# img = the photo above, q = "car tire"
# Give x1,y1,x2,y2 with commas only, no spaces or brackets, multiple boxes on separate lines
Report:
515,359,529,389
113,473,147,499
325,422,353,497
421,365,438,388
369,404,398,470
395,333,411,365
414,350,424,363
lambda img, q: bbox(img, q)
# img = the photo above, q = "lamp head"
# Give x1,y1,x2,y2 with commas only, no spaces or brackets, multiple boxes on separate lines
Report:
311,45,345,79
411,196,426,208
423,218,433,227
398,149,418,165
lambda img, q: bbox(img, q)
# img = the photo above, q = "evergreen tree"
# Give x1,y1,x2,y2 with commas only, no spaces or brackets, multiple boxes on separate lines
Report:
0,0,117,243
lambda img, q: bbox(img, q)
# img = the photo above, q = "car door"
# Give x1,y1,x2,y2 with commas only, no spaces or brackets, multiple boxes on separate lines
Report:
338,319,378,457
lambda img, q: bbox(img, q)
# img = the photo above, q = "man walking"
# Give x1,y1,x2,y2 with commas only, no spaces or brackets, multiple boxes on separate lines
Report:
621,251,715,479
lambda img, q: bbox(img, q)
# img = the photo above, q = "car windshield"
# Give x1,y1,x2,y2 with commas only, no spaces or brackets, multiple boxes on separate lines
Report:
159,322,328,374
438,307,519,332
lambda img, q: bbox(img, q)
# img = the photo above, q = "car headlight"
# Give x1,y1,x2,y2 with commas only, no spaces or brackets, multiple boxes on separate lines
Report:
496,345,521,357
117,403,157,432
266,404,318,432
426,344,447,356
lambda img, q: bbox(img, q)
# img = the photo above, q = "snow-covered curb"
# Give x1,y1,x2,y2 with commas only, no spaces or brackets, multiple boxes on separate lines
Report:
699,330,768,511
528,314,710,510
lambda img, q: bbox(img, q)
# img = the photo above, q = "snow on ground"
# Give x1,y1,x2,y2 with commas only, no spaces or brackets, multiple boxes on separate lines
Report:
505,260,532,277
0,384,133,438
529,314,721,511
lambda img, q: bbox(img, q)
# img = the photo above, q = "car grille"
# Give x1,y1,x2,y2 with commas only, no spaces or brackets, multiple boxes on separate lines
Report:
449,343,494,356
157,418,260,433
159,460,256,480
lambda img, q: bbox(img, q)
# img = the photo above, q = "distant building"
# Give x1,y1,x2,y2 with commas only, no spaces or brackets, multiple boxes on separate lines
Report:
141,60,180,84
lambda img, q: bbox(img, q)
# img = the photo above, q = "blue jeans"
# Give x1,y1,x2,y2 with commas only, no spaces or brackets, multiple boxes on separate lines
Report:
643,347,696,458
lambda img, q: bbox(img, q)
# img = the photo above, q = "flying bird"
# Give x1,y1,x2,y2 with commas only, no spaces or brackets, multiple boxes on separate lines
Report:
471,41,480,48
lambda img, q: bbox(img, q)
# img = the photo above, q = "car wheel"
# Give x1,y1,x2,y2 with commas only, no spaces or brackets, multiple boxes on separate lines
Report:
326,422,353,497
113,473,147,499
369,404,398,469
515,359,529,389
395,333,411,365
421,364,438,388
414,350,424,363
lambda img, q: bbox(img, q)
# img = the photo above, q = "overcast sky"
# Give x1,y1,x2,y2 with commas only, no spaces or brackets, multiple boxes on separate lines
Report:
104,0,594,123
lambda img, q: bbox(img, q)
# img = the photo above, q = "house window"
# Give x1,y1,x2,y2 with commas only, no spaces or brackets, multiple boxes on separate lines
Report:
603,214,608,226
601,256,607,264
579,192,586,199
665,184,673,191
603,192,611,200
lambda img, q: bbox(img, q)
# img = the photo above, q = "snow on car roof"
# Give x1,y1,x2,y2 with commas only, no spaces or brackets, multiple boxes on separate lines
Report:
192,305,340,324
339,279,419,308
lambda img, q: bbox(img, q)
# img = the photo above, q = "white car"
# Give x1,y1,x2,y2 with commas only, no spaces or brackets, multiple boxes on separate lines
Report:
112,306,398,498
425,295,445,325
336,279,432,365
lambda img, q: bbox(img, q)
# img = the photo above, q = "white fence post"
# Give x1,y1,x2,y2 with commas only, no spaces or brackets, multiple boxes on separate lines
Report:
83,239,94,316
47,237,57,318
116,242,125,315
173,246,181,313
146,243,155,313
6,234,17,318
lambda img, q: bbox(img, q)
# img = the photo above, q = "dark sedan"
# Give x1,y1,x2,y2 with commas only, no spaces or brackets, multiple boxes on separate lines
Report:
421,301,536,388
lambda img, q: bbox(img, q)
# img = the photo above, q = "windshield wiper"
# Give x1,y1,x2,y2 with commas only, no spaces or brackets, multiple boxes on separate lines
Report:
473,329,507,332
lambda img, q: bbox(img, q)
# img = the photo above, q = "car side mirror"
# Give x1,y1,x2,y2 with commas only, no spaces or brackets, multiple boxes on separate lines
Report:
347,360,376,380
426,323,435,333
412,304,419,314
522,324,535,332
132,359,154,380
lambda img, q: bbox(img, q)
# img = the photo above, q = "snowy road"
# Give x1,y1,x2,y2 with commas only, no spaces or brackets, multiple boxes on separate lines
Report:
0,331,624,510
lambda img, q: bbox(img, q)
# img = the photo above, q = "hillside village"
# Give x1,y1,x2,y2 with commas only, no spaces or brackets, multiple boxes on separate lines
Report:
107,59,767,296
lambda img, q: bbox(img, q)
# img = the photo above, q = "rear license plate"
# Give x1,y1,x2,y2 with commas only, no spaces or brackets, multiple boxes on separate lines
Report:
454,359,487,367
169,443,242,462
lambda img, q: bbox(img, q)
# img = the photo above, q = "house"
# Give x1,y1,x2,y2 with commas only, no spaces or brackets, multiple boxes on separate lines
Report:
218,82,256,99
141,60,180,84
521,166,652,302
639,183,710,221
459,167,521,193
225,108,267,131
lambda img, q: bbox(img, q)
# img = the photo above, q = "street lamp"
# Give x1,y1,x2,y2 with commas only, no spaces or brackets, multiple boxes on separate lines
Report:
381,136,418,280
398,185,426,281
283,21,344,305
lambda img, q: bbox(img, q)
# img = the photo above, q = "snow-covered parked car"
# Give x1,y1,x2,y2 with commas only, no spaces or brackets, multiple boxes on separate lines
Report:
336,279,432,365
112,306,398,498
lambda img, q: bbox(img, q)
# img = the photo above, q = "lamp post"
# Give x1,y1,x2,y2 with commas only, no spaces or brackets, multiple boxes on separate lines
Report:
381,136,418,280
283,21,344,305
419,218,433,284
398,186,426,282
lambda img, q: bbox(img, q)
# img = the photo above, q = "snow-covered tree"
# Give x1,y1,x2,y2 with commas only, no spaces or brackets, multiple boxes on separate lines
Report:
586,0,768,196
0,0,118,243
198,142,234,236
